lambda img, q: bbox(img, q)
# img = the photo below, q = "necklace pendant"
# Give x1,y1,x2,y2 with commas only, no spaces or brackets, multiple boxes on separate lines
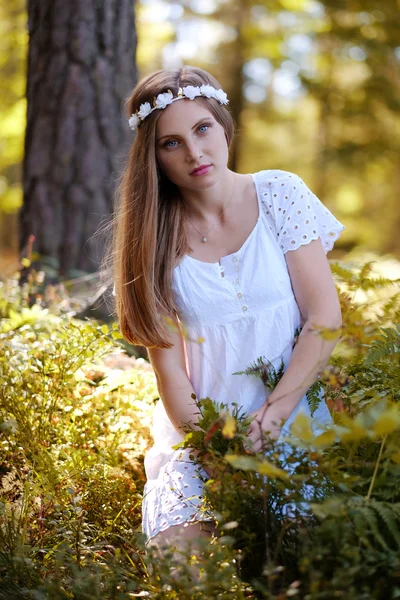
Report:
202,236,207,243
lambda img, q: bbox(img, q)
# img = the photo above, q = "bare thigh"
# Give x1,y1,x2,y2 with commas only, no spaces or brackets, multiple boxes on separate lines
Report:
146,520,217,580
147,519,216,554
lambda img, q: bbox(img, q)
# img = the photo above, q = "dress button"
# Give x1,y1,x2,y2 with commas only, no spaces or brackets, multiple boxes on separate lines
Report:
233,256,238,262
235,266,240,272
235,278,239,284
237,292,242,299
242,305,248,312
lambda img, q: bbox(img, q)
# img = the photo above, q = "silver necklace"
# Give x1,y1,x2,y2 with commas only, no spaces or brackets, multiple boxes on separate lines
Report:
185,176,236,243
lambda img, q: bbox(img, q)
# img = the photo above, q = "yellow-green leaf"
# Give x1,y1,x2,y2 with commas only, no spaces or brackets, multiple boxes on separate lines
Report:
290,412,315,443
339,421,368,443
224,454,259,471
390,449,400,464
222,415,236,439
373,409,400,437
313,429,337,449
171,434,192,451
257,460,289,481
279,0,308,10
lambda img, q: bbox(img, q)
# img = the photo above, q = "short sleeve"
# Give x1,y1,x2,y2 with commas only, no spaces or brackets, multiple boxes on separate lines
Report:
269,172,345,255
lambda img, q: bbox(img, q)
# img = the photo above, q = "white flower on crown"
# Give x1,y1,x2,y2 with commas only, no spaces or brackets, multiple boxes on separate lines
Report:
128,113,140,130
155,91,174,109
128,84,229,130
138,102,152,120
200,84,216,98
214,88,229,105
182,86,202,100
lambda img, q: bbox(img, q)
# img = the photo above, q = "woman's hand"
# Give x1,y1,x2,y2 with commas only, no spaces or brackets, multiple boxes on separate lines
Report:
202,452,218,479
244,401,289,454
191,449,218,479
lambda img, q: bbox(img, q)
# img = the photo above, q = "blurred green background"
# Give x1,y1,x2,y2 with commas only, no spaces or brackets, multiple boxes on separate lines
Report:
1,0,399,277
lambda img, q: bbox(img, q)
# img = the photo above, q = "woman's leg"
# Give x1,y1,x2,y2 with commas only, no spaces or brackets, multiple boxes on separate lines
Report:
146,519,217,581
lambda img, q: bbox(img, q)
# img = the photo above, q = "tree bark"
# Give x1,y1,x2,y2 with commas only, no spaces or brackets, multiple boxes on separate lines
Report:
21,0,137,277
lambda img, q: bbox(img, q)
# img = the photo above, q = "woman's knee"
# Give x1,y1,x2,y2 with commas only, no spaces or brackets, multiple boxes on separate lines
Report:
146,520,217,582
146,519,216,553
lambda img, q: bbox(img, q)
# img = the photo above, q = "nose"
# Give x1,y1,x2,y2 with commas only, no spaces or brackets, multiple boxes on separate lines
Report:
185,139,203,162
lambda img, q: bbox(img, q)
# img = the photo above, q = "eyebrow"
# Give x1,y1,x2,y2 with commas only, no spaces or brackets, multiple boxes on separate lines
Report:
156,118,210,142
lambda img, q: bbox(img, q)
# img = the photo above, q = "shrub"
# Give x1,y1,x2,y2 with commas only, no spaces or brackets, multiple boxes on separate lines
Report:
0,257,400,598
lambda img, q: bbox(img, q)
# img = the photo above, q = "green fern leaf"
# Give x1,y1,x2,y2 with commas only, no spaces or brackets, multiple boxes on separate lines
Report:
364,324,400,365
306,380,324,417
358,505,390,551
329,262,357,283
371,500,400,549
233,356,285,391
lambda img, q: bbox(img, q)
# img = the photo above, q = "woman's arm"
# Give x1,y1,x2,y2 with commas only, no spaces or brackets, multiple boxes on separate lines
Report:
147,314,201,436
262,314,341,418
247,239,342,451
246,318,341,452
148,315,219,478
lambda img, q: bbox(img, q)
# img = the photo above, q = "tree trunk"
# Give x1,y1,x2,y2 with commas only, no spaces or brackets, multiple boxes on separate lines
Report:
21,0,137,278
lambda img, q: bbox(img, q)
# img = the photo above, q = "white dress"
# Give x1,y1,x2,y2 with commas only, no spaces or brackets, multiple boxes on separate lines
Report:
141,169,346,542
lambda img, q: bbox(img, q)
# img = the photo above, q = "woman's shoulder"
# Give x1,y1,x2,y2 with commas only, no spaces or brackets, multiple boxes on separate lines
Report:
252,168,345,255
252,168,302,187
252,169,305,211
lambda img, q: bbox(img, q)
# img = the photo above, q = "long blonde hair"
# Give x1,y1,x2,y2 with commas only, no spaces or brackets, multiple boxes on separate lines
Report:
106,66,235,349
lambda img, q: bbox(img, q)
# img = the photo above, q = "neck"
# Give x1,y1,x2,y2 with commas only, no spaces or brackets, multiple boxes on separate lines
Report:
180,169,237,222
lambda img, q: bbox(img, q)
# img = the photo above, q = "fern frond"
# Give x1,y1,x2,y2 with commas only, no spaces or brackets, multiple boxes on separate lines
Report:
360,276,400,291
380,291,400,320
306,380,324,417
371,500,400,549
328,354,346,369
329,260,400,292
390,503,400,521
364,324,400,365
232,356,285,390
358,261,376,281
352,510,369,545
329,262,357,283
356,505,390,551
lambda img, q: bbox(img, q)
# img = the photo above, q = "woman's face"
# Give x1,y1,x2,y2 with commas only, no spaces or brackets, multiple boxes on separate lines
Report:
155,99,229,190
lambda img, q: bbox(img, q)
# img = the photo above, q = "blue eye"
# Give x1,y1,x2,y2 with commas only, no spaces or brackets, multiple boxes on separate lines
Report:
163,123,211,148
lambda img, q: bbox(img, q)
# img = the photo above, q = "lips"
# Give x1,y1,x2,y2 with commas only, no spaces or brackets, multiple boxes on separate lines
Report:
190,164,212,175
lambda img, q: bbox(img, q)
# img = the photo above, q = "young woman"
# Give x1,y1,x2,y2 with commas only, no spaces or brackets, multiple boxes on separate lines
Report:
110,66,345,564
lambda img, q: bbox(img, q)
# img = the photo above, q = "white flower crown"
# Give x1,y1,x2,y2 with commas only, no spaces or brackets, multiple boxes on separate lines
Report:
128,85,229,131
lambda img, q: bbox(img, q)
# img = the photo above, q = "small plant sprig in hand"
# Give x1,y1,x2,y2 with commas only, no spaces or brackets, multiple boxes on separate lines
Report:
232,328,324,419
172,333,302,472
171,395,255,475
232,328,302,389
232,355,286,390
